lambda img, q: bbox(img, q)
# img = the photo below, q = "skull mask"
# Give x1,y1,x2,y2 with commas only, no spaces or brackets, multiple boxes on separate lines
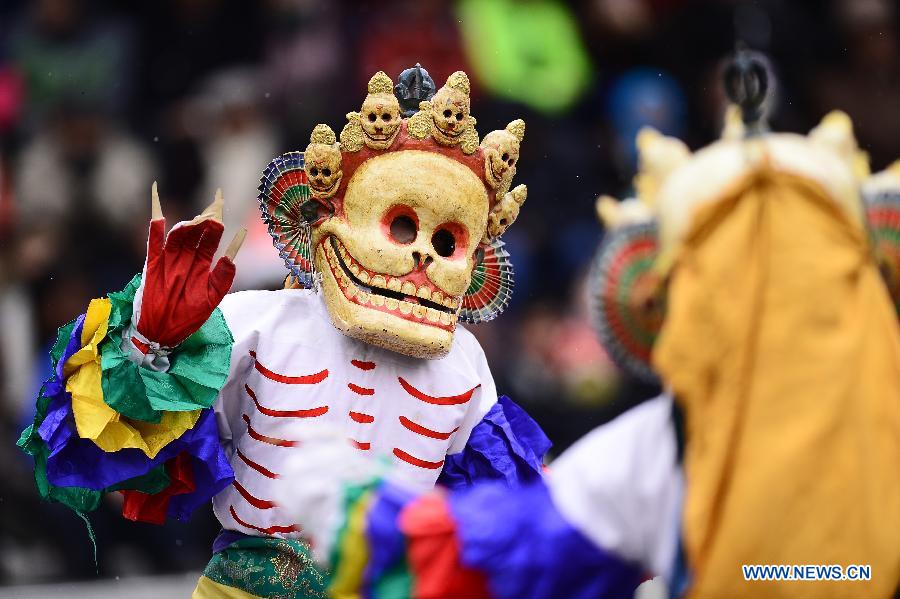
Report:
430,71,471,146
304,125,343,199
312,151,489,358
481,120,525,189
283,69,528,358
358,71,401,150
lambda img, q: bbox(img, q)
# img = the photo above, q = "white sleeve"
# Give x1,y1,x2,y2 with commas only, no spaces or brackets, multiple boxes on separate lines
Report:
211,292,261,450
547,394,683,581
447,328,499,454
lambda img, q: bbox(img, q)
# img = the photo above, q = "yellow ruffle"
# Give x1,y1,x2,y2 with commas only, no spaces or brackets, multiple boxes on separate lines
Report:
329,492,372,599
192,576,262,599
65,298,201,459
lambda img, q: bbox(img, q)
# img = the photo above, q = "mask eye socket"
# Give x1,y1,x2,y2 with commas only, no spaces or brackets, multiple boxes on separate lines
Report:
389,215,417,244
322,168,331,177
501,153,509,162
382,113,392,121
455,113,464,121
443,109,452,118
432,228,456,257
368,113,377,122
310,167,319,176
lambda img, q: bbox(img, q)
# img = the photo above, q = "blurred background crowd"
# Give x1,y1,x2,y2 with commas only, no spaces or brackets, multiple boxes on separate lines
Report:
0,0,897,587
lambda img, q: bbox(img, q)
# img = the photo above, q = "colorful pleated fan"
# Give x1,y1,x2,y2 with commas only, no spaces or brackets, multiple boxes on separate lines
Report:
590,222,662,382
459,239,514,324
258,152,317,288
866,189,900,312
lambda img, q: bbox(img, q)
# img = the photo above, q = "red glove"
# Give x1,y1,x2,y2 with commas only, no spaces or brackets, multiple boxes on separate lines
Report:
133,184,245,349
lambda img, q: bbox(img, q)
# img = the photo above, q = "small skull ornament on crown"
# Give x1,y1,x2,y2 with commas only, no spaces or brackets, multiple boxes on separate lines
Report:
261,67,528,359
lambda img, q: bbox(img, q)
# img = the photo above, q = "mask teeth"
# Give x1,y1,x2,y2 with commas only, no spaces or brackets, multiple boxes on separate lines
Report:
323,237,459,329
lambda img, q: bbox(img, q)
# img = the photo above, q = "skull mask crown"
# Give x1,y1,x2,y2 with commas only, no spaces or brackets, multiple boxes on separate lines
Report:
429,71,472,145
304,124,343,199
292,67,528,359
340,72,402,152
481,119,525,192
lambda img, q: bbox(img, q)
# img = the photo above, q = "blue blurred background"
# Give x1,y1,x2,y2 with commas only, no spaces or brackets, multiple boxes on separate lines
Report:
0,0,897,585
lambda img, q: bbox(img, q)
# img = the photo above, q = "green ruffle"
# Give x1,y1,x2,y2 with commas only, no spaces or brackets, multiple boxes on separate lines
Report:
108,464,171,494
374,560,413,599
329,483,369,567
100,274,234,422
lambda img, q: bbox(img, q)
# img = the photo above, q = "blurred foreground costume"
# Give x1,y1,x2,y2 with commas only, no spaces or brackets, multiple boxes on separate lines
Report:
279,71,900,597
17,66,549,598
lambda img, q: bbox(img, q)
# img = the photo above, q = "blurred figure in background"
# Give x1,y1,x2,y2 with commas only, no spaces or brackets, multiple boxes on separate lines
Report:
606,68,686,179
191,68,285,290
7,0,132,133
457,0,592,115
260,0,347,144
14,99,154,293
815,0,900,170
352,0,469,97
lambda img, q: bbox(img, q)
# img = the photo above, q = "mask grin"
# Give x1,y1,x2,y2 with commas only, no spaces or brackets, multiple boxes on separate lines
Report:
320,235,460,331
488,155,507,185
432,124,464,145
362,126,399,147
311,177,341,197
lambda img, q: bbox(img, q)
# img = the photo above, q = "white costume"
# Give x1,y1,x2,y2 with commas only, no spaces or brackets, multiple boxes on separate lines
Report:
213,289,498,536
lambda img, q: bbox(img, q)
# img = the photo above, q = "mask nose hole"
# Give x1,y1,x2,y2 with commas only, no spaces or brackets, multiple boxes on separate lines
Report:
412,252,434,270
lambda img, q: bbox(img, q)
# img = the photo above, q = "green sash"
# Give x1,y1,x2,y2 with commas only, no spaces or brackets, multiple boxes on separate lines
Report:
203,536,331,598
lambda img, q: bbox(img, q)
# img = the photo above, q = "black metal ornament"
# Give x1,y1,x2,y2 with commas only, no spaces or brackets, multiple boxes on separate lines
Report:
724,47,772,136
394,64,437,117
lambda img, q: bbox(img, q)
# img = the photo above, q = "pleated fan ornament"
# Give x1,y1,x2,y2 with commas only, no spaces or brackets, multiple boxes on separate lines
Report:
590,221,662,382
459,239,515,324
258,151,318,289
866,188,900,313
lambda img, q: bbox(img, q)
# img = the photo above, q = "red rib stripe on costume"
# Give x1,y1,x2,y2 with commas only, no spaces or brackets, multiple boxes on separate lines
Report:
233,480,277,509
399,416,459,440
246,385,329,418
242,414,297,448
349,411,375,424
348,382,375,396
393,448,445,470
237,449,279,479
351,439,371,450
351,359,376,371
250,351,328,384
229,505,299,535
397,377,479,406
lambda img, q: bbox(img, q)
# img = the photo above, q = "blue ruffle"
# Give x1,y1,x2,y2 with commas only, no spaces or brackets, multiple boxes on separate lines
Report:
448,482,644,599
438,395,551,490
363,480,417,595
